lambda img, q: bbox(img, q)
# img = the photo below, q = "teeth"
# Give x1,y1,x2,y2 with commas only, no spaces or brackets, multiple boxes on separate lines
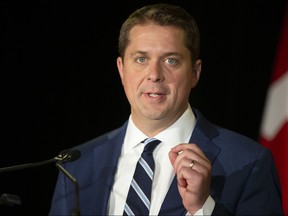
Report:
149,93,159,97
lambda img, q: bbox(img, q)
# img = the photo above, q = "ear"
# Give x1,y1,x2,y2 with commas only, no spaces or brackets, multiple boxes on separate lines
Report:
117,56,124,80
191,59,202,88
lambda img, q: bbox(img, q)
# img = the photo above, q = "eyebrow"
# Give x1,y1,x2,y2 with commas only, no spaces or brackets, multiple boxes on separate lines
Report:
162,52,183,58
129,50,183,58
129,50,147,57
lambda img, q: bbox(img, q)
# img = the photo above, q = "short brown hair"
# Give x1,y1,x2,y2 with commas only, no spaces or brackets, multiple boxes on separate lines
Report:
118,3,200,63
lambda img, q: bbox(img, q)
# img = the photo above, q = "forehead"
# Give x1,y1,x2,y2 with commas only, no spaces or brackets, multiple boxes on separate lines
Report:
127,23,187,54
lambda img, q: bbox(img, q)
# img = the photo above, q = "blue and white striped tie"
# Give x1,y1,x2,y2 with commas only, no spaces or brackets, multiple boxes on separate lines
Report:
123,138,161,216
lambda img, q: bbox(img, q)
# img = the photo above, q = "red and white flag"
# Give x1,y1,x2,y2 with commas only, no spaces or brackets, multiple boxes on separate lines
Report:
259,3,288,214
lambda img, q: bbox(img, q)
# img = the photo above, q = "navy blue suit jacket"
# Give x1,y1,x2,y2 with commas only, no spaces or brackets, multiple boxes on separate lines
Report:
49,109,283,215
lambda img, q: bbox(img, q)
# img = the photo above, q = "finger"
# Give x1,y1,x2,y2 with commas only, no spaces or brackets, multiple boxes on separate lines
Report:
171,143,210,163
176,165,202,189
188,159,197,170
171,143,206,158
169,145,189,168
174,156,204,175
168,150,178,167
172,150,206,173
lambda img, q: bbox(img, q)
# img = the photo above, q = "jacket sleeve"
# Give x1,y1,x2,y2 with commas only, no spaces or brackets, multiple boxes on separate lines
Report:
212,148,283,215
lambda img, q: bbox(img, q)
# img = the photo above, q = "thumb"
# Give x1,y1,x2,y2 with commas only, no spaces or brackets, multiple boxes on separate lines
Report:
168,150,177,166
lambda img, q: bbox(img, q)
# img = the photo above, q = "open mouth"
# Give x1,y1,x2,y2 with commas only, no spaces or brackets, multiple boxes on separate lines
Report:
148,93,161,97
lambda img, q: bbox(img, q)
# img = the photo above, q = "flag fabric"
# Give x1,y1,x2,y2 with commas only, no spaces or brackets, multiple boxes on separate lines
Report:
259,3,288,214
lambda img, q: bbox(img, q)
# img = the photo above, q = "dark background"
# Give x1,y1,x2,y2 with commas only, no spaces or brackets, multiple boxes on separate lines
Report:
1,0,286,215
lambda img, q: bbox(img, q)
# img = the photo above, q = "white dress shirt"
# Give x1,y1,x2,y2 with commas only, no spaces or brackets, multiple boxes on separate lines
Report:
107,104,215,215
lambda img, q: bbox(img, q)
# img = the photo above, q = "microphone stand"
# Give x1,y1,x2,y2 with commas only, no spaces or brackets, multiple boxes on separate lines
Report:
0,149,81,214
0,151,76,174
56,162,81,216
0,158,57,173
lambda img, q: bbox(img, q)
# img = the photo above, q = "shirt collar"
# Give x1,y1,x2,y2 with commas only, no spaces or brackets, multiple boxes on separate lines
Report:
155,104,195,148
124,104,196,151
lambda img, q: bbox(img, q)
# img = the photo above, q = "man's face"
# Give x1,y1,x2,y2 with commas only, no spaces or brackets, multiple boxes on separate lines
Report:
117,23,201,130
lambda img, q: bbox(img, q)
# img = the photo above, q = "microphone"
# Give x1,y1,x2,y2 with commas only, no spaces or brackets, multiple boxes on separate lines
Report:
0,149,81,173
0,149,81,210
57,149,81,164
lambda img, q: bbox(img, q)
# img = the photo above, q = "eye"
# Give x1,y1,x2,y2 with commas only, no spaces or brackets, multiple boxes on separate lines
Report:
165,58,177,65
136,57,146,63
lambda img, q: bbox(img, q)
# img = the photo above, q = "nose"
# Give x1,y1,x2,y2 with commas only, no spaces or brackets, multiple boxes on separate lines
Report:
147,62,165,82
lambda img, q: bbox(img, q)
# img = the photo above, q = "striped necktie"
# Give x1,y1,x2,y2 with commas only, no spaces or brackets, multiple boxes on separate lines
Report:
123,138,161,216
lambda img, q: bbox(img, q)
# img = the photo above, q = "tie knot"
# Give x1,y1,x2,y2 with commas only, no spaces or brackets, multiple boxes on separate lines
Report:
142,138,161,153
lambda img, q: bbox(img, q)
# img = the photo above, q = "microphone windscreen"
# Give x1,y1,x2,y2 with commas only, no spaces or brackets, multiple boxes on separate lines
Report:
68,149,81,161
59,149,81,162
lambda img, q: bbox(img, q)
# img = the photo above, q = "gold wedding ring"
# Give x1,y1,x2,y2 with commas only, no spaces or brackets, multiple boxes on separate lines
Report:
189,159,196,169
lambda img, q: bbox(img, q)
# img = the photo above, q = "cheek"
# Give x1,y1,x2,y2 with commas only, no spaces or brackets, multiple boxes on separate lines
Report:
183,72,196,89
174,75,194,96
122,74,140,94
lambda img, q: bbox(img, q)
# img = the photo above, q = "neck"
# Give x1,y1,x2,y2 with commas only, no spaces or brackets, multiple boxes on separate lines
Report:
131,106,188,137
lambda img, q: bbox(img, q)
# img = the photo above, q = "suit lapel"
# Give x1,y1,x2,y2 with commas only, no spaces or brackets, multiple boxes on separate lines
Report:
189,109,220,164
159,109,220,215
84,123,127,215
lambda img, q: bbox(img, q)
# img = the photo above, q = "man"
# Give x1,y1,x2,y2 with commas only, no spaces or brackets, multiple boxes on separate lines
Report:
49,3,283,215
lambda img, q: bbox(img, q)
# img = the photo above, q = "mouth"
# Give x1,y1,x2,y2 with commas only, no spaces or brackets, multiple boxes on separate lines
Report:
142,86,167,99
144,91,166,100
148,93,162,97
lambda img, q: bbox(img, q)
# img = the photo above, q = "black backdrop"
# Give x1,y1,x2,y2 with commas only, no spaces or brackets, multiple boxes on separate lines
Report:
1,1,286,215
